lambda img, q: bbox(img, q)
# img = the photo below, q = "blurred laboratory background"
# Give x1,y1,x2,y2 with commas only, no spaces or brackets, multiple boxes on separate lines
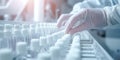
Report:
0,0,120,60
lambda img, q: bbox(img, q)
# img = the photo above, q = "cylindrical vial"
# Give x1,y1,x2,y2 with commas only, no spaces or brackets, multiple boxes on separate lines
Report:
0,48,14,60
30,39,40,52
16,42,27,56
37,53,50,60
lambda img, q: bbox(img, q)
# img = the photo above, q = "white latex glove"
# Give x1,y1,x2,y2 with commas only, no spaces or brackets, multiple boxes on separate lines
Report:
66,8,108,34
57,8,107,34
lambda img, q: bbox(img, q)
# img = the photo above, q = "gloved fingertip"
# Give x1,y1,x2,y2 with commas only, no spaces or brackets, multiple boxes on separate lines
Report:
56,23,61,28
65,28,68,34
68,31,74,35
57,25,60,28
65,31,68,34
65,29,70,34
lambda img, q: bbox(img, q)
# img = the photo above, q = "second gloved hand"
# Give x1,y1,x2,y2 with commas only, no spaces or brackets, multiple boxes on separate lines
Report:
65,8,107,34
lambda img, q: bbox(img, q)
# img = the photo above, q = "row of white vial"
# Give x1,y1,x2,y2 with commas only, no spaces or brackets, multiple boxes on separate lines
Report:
0,23,58,50
0,29,64,60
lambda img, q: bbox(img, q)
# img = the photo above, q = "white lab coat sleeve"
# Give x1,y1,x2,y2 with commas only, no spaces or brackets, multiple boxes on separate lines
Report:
70,2,87,14
70,1,92,14
70,0,103,14
70,3,81,14
103,5,120,25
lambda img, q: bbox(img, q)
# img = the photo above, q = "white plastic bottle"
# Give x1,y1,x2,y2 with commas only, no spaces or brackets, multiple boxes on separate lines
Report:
15,42,28,60
0,48,14,60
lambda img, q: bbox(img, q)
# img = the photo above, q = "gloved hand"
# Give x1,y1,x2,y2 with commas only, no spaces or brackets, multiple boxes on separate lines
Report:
66,8,108,34
57,8,107,34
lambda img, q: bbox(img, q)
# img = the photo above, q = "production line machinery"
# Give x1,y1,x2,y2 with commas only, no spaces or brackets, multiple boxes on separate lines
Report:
0,21,113,60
